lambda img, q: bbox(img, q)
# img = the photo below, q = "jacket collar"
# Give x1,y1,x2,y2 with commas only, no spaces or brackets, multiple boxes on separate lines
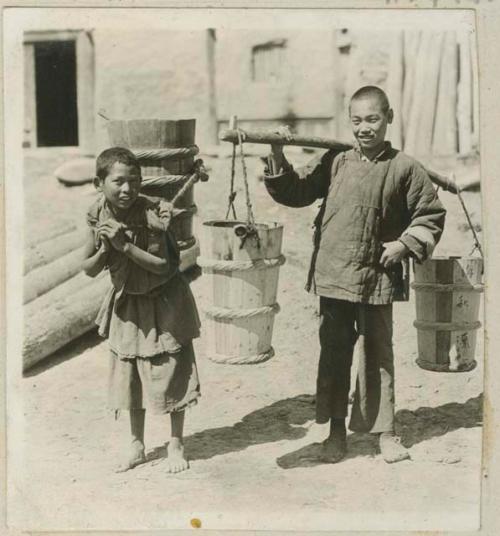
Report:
354,141,392,163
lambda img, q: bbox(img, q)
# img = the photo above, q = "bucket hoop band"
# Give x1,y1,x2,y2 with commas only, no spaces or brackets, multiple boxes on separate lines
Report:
205,303,280,320
413,320,482,331
415,358,477,373
208,347,275,365
133,145,199,162
411,282,484,292
198,255,286,273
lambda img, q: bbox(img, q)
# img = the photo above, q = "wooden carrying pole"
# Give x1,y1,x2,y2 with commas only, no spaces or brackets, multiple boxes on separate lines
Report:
219,128,460,194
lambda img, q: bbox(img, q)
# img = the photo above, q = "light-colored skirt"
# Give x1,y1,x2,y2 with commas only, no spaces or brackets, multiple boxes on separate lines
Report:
108,342,200,414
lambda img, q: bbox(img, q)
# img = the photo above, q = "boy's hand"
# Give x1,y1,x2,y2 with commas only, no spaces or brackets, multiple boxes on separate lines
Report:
99,235,111,253
380,241,408,268
97,220,128,252
268,126,293,174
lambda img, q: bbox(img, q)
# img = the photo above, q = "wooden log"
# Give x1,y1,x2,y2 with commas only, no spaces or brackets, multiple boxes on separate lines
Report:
24,246,86,304
457,30,473,155
432,31,458,155
219,127,459,193
220,128,352,152
23,274,110,371
386,31,404,149
25,222,77,249
24,228,87,274
23,241,200,372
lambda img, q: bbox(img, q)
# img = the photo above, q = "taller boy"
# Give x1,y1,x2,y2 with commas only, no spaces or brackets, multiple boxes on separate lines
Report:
265,86,446,463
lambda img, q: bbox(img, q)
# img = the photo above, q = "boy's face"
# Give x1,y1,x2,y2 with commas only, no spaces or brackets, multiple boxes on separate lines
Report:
349,97,393,153
97,162,141,211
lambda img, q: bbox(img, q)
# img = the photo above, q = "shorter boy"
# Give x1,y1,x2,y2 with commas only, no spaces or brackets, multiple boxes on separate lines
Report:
83,147,201,473
265,86,446,463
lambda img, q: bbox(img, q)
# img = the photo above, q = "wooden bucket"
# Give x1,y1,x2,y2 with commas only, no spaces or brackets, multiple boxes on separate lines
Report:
412,256,483,372
199,220,285,364
106,119,198,252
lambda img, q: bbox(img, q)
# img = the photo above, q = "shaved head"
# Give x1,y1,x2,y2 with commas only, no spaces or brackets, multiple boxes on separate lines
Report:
349,86,390,115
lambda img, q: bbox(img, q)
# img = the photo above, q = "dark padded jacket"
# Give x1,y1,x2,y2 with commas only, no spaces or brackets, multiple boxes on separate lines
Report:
264,143,446,304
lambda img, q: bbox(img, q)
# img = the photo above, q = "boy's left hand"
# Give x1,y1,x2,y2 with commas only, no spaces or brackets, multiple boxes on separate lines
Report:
97,220,128,252
380,241,408,268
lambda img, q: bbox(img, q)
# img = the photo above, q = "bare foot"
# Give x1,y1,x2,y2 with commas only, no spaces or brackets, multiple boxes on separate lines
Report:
320,432,347,464
115,440,146,473
379,432,410,463
166,440,189,473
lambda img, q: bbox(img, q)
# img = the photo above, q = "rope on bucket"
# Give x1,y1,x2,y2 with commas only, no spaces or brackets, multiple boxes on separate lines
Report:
456,186,483,259
224,118,261,249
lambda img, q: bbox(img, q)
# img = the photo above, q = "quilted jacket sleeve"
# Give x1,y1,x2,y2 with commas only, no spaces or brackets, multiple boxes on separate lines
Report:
264,150,336,208
398,160,446,262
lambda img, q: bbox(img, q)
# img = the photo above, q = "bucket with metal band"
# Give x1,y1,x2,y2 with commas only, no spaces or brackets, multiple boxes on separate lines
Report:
412,256,483,372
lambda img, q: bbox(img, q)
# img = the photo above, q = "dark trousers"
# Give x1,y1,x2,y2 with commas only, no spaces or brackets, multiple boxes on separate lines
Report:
316,297,395,433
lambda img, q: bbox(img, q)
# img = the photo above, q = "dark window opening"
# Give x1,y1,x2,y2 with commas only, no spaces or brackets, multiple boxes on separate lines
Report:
251,39,287,82
34,40,78,147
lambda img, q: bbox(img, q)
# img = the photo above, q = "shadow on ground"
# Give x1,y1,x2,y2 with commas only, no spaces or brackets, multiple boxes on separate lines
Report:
147,394,316,463
277,393,483,469
147,393,482,469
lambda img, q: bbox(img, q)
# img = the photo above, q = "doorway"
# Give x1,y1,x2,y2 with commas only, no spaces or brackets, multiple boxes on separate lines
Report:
34,40,79,147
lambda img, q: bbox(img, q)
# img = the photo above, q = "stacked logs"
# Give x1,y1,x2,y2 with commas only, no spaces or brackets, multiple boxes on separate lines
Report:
23,119,203,372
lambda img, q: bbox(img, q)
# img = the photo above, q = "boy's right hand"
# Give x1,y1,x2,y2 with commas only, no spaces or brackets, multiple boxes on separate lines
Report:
268,126,293,174
99,235,111,253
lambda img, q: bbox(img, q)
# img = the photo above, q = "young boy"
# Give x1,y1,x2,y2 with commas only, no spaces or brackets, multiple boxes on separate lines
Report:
264,86,446,463
83,147,201,473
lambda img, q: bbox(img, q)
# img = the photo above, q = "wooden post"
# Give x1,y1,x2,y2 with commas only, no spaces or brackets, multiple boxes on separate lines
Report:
432,31,458,155
386,31,404,150
457,29,473,155
76,30,95,154
470,30,480,152
205,29,219,145
402,30,420,142
405,32,444,156
23,43,37,148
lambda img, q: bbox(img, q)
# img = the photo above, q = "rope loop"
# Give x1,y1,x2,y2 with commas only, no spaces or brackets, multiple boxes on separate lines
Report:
133,145,199,161
198,254,286,273
205,302,280,320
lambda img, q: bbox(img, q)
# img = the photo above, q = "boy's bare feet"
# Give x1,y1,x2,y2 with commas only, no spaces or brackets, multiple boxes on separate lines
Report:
320,431,347,464
166,438,189,473
115,439,146,473
379,432,410,463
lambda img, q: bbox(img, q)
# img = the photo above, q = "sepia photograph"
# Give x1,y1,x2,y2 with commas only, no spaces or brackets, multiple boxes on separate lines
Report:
2,4,495,533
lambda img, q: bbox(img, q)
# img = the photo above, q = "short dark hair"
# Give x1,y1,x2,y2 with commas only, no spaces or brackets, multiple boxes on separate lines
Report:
349,86,391,114
96,147,141,182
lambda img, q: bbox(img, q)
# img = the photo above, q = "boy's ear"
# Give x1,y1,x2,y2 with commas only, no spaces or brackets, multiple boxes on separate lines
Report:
387,108,394,124
93,176,103,191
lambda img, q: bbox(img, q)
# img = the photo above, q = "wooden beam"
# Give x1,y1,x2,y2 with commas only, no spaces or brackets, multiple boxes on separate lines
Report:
219,127,459,194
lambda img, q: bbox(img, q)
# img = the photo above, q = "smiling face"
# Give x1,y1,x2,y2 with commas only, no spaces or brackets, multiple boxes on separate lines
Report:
349,96,393,157
97,162,142,212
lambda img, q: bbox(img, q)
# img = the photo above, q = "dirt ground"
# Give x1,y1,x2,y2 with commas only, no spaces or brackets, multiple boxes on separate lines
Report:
12,148,484,531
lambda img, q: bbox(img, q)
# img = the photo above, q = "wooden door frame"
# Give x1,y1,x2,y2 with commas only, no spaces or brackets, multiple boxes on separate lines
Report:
24,30,95,152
